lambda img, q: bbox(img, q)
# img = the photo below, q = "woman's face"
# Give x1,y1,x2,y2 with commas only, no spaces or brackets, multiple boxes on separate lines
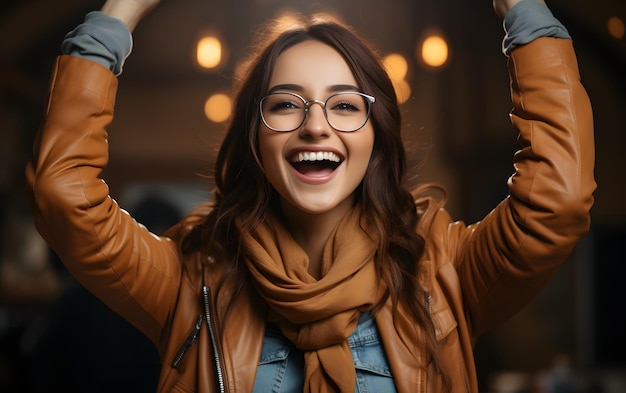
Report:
258,40,375,216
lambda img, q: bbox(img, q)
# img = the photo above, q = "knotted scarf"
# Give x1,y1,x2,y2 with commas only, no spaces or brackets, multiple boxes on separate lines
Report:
242,207,386,392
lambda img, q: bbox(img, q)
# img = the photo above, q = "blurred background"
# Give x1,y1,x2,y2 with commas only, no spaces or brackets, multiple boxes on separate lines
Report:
1,0,625,392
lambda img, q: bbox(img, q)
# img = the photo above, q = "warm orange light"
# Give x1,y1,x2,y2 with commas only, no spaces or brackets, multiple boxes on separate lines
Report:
607,16,625,40
383,53,408,81
383,53,411,104
420,35,449,68
204,93,231,123
391,78,411,104
197,36,222,69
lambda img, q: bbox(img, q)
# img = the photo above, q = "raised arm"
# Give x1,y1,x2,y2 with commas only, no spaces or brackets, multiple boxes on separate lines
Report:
441,0,595,338
25,0,182,346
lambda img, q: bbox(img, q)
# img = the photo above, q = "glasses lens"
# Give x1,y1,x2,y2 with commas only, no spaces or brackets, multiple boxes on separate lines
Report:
325,93,371,132
260,93,305,132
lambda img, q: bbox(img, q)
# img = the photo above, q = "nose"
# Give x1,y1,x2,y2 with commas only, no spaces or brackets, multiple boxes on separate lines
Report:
299,101,330,138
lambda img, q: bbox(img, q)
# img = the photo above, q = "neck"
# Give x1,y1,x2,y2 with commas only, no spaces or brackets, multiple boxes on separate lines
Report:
280,198,354,279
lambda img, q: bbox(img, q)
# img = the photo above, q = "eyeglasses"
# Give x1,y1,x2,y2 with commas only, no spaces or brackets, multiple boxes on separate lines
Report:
259,91,376,132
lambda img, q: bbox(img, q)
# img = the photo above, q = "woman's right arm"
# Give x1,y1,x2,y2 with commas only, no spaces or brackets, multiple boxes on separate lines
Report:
25,0,180,346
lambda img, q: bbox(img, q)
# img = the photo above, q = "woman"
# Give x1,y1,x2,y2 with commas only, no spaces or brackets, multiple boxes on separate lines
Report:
26,0,595,391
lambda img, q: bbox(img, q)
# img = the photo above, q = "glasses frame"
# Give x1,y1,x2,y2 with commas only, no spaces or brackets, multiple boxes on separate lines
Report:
259,91,376,133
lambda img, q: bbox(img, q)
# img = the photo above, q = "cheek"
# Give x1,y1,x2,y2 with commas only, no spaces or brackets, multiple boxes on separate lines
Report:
257,130,286,177
352,129,375,166
257,127,273,162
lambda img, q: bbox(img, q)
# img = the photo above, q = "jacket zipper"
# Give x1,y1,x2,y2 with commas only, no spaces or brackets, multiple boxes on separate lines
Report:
423,291,470,392
171,315,203,368
422,291,431,393
202,285,226,393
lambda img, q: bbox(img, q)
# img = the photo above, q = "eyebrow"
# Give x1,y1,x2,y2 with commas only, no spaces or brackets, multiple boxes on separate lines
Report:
267,83,361,94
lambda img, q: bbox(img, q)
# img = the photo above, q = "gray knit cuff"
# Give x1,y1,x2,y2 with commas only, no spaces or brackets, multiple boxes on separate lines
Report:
502,0,571,56
61,11,132,76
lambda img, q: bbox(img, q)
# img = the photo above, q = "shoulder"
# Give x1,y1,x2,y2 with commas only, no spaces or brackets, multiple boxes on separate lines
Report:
415,195,474,273
162,201,215,275
164,201,214,242
414,194,452,237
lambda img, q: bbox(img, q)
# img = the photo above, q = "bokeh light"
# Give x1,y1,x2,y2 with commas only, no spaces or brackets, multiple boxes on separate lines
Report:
383,53,408,80
204,93,232,123
607,16,625,40
197,36,222,69
420,34,449,68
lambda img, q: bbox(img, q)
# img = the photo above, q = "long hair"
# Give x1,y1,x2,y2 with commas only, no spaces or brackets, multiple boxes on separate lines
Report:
169,13,450,388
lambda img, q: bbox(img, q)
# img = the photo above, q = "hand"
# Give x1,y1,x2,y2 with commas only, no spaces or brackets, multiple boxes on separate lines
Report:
493,0,543,19
100,0,160,32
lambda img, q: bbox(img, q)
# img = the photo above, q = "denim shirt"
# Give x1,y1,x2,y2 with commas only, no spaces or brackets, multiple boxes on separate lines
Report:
253,313,397,393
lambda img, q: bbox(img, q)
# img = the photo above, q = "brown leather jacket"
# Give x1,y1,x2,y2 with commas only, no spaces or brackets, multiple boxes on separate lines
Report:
26,37,595,392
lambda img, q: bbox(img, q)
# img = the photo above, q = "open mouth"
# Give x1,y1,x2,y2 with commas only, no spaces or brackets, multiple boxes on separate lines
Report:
289,151,343,175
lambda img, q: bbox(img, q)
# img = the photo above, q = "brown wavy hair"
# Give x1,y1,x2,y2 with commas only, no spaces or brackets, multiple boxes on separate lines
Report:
169,13,450,389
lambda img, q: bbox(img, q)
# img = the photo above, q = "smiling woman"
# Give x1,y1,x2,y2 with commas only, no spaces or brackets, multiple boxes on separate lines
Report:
24,0,595,392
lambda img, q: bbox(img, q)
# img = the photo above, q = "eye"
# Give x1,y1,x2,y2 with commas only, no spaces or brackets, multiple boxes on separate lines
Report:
331,101,360,112
269,100,299,112
263,93,304,114
267,101,298,113
327,94,366,115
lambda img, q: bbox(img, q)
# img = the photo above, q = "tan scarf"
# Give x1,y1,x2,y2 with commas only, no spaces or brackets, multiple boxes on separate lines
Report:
242,207,385,392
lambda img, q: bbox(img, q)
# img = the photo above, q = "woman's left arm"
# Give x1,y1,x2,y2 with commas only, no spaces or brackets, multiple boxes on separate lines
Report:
451,0,596,338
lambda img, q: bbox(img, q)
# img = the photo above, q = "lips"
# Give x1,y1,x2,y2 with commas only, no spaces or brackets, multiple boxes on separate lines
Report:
288,150,344,176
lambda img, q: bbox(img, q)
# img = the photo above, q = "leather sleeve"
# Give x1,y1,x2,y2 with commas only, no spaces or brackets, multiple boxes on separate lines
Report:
443,37,596,339
25,55,181,345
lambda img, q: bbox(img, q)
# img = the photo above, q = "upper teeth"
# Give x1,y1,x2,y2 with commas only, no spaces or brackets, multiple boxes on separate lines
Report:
292,151,341,163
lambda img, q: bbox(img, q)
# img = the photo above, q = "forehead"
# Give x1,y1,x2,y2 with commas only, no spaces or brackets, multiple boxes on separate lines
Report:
268,40,358,93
